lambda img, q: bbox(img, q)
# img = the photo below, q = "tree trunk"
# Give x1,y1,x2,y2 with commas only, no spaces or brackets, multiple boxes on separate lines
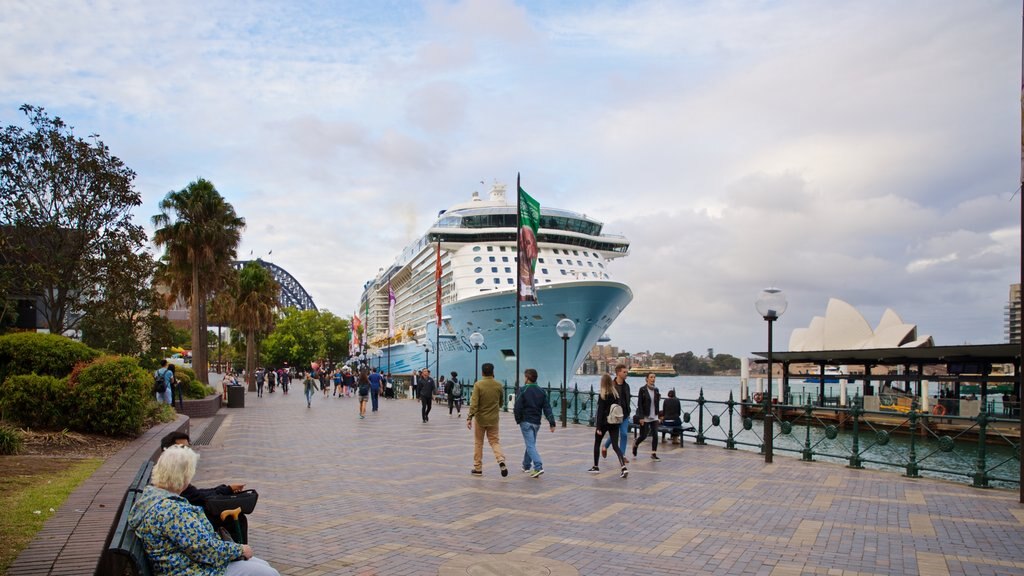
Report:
246,330,256,392
191,265,203,383
198,298,209,384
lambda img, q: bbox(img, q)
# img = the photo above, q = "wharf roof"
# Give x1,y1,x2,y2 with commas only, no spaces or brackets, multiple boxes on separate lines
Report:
752,343,1021,366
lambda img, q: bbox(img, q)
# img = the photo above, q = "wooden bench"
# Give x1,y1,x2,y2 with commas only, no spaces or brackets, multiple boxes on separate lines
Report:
629,422,695,446
101,460,155,576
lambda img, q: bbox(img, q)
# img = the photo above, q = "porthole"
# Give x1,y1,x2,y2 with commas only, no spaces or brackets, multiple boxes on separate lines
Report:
474,256,482,263
475,278,484,284
472,246,481,252
474,267,482,273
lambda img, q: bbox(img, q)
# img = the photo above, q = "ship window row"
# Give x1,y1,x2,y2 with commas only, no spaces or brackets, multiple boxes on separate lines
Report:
457,213,602,236
435,232,626,253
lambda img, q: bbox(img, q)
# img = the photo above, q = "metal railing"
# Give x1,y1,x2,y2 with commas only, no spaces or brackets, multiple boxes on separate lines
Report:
457,382,1020,489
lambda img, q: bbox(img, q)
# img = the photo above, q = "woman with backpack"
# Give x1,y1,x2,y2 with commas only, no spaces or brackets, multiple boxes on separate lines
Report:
446,371,463,418
590,374,628,478
357,371,371,419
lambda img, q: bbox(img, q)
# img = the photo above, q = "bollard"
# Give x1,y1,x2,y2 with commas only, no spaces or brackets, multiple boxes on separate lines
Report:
973,408,991,488
802,399,813,461
572,383,580,425
696,388,706,445
726,390,736,450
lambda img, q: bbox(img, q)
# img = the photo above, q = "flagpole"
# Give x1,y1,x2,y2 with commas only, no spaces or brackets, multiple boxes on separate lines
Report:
436,238,441,383
387,272,392,377
515,173,522,396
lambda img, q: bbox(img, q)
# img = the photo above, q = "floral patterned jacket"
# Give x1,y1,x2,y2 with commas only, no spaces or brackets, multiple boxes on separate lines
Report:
127,485,244,576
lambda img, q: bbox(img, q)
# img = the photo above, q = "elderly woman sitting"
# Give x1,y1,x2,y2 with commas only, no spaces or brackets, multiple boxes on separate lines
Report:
128,445,279,576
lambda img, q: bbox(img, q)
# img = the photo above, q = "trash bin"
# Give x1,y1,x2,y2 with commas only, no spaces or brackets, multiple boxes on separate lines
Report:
227,385,245,408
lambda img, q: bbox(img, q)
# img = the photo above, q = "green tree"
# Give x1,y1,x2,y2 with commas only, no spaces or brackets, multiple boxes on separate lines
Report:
710,353,741,373
152,178,244,384
262,308,349,370
233,262,279,391
672,351,713,375
80,244,159,356
0,104,147,335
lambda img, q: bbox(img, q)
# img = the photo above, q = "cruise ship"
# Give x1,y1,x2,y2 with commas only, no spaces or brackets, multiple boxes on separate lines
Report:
354,183,632,386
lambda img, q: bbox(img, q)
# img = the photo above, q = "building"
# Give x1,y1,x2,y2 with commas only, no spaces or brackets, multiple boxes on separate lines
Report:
1006,283,1020,344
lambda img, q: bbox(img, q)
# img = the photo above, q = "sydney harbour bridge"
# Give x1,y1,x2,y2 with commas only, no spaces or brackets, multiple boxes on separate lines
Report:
233,259,317,311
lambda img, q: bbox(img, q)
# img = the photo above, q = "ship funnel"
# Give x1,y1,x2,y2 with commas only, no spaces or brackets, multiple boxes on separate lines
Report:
489,183,507,203
471,191,480,202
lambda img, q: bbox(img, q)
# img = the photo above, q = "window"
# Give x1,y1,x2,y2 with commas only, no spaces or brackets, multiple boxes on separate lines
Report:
538,258,545,264
489,256,495,262
500,246,506,252
474,267,482,273
491,267,498,273
541,268,548,274
473,256,482,262
561,270,567,275
504,267,511,273
487,246,493,252
472,246,481,252
573,250,579,256
556,259,563,264
502,256,508,262
588,261,594,267
475,278,484,284
507,278,513,284
493,278,500,284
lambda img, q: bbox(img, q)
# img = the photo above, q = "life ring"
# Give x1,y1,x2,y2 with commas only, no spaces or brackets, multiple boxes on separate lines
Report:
753,392,764,403
932,404,947,416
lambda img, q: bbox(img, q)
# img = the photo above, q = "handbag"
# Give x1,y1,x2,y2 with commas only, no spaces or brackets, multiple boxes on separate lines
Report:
204,489,258,517
607,403,624,424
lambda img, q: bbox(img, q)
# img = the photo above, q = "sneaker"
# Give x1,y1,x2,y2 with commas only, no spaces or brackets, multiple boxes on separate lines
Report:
471,469,483,476
522,467,532,474
620,467,629,479
588,466,600,473
530,469,545,478
499,462,508,477
601,447,607,459
651,454,661,461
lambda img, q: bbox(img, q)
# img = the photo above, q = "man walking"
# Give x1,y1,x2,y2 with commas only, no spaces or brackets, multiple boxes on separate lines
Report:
601,364,631,464
632,373,662,460
368,368,383,412
467,363,507,477
418,368,436,422
514,368,555,477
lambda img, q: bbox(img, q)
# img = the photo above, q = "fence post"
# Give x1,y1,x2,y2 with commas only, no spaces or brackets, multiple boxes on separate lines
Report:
696,388,706,445
802,399,813,461
572,383,580,425
848,395,863,469
906,399,920,478
973,407,991,488
726,390,736,450
588,390,596,426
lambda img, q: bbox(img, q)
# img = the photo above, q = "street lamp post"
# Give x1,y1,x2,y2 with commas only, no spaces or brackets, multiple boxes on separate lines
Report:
755,287,787,464
376,351,382,372
469,332,484,382
555,319,577,428
423,340,432,370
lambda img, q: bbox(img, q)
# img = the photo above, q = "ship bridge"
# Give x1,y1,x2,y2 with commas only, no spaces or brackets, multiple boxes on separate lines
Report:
233,259,317,311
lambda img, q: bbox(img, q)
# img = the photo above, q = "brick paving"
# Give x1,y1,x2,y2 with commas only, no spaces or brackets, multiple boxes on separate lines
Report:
178,390,1024,576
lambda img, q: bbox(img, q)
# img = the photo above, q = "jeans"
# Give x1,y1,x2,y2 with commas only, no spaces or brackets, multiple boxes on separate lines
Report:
305,384,314,406
519,421,542,471
370,388,380,411
602,418,629,456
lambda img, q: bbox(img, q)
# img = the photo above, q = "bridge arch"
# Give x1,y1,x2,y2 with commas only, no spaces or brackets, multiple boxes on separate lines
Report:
233,259,317,311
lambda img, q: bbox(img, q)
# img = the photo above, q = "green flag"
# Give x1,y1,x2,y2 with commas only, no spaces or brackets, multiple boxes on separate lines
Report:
517,185,540,303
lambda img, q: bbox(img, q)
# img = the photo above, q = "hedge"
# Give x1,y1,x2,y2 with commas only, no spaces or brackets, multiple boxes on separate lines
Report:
69,356,150,436
0,374,69,428
0,332,100,385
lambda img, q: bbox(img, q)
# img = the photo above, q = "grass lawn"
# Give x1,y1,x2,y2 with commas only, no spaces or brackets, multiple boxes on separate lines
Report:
0,457,103,574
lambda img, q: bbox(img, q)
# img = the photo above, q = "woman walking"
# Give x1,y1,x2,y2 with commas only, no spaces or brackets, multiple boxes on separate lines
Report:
590,374,628,478
303,371,316,408
357,371,371,419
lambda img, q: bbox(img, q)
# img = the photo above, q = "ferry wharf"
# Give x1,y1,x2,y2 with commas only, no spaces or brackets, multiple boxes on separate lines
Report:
167,389,1024,573
15,390,1024,576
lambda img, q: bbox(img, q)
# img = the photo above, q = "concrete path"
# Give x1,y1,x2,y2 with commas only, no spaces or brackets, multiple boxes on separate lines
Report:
190,389,1024,576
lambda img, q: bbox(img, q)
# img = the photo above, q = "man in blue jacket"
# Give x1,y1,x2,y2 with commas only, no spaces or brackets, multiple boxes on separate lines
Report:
513,368,556,478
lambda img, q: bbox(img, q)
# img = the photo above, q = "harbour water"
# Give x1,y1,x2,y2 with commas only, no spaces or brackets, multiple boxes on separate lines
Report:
530,374,1021,488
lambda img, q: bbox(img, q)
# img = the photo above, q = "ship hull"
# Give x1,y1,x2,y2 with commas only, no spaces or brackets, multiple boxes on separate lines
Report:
377,281,632,387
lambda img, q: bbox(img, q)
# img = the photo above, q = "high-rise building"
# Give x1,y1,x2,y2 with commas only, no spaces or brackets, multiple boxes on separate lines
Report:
1006,283,1021,343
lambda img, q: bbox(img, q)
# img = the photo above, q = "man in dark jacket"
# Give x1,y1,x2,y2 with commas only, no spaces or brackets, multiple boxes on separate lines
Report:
418,368,436,422
661,388,683,444
513,368,556,477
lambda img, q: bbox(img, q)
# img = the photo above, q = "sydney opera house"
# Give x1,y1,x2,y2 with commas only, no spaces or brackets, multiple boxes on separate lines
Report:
787,298,934,352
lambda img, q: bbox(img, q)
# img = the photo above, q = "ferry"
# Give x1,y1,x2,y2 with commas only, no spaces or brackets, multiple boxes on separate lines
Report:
628,365,678,378
353,183,632,385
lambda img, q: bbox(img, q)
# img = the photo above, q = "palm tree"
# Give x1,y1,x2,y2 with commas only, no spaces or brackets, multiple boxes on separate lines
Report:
233,261,279,391
152,179,244,384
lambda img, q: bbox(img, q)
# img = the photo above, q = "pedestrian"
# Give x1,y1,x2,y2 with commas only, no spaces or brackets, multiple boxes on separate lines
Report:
333,370,343,397
255,368,265,398
632,373,662,461
591,373,628,478
411,373,420,401
303,371,316,408
167,364,180,408
445,372,463,418
418,368,436,422
368,368,383,412
466,363,507,477
384,372,394,399
343,367,355,397
357,371,370,418
267,368,276,394
514,368,555,478
661,388,683,444
155,360,174,405
220,372,233,403
320,368,329,398
601,364,631,465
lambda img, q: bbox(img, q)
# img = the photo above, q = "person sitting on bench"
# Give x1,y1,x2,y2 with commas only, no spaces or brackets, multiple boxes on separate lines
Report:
661,389,683,444
128,444,279,575
160,432,247,527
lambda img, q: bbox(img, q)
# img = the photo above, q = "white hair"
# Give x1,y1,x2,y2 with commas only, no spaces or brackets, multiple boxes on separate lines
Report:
151,445,199,493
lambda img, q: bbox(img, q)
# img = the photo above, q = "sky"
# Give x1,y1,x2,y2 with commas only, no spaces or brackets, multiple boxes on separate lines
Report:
1,0,1021,359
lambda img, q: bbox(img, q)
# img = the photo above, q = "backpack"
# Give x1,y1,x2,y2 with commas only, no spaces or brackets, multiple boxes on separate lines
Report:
452,381,462,397
152,369,167,395
607,403,624,424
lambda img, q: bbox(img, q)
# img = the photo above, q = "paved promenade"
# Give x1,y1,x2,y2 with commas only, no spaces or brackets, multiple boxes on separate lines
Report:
186,389,1024,576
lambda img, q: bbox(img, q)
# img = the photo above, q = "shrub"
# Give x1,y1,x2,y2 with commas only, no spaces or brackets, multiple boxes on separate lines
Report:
0,374,70,428
0,332,100,385
175,365,196,383
0,425,23,455
182,380,215,400
144,400,177,427
69,356,150,436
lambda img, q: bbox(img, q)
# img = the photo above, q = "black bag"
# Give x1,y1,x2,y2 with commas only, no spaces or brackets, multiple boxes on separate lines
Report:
152,370,167,395
204,489,258,517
